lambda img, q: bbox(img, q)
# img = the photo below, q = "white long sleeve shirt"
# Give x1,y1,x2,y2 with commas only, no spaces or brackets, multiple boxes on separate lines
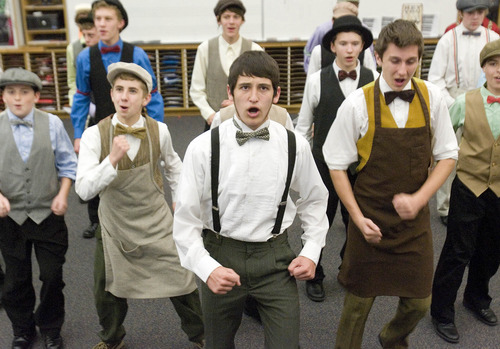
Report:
75,115,182,202
323,76,459,171
428,23,498,108
189,35,263,120
173,117,329,282
296,59,379,143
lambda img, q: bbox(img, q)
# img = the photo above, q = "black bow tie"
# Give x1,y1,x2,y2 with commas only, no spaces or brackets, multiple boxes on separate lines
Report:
463,31,480,36
384,90,416,104
338,70,357,81
10,119,33,127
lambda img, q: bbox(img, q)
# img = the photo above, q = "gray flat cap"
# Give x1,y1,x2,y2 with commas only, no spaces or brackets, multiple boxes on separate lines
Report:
107,62,153,93
0,68,43,91
456,0,489,11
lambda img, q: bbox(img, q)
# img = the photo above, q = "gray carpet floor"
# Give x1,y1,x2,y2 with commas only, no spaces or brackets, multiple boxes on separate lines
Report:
0,115,498,348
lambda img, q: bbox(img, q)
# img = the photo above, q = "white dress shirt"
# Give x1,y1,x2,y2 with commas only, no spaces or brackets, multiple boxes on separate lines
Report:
322,76,459,171
75,115,182,202
428,23,499,108
173,117,329,282
296,59,379,143
189,35,263,120
307,44,378,78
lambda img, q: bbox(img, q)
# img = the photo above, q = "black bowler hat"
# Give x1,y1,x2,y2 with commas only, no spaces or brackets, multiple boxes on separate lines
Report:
322,15,373,52
92,0,128,30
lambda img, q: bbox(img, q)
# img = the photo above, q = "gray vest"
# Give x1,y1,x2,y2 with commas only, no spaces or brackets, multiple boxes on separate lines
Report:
207,36,252,111
0,110,59,225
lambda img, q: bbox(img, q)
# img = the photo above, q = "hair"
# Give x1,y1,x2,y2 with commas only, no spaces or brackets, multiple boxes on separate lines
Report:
92,1,123,21
217,6,245,22
111,72,148,96
375,19,424,59
79,21,95,30
74,10,90,24
228,51,280,96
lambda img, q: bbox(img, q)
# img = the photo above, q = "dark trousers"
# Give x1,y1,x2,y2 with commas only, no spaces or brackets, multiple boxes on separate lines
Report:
0,214,68,337
87,195,100,224
93,228,204,344
311,156,353,281
431,177,500,323
201,230,300,349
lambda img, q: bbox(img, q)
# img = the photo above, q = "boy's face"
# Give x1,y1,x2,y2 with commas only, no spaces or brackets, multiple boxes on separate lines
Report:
483,56,500,95
376,43,419,92
228,75,280,131
331,31,363,72
2,85,40,119
218,10,244,43
110,78,151,125
82,27,99,47
94,7,124,45
461,9,486,32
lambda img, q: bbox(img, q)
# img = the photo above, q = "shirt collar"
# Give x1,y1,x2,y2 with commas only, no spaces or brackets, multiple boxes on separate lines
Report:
480,85,500,99
458,22,482,34
7,108,35,123
98,37,123,50
333,60,361,77
232,114,270,132
219,35,242,51
112,114,145,128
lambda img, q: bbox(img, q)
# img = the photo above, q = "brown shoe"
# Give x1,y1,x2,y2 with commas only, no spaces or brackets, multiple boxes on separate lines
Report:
92,340,124,349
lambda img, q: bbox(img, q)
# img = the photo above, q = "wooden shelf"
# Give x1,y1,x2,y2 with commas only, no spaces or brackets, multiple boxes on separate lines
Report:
0,39,440,118
20,0,69,47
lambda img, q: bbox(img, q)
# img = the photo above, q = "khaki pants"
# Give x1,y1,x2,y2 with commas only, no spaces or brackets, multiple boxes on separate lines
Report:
335,291,431,349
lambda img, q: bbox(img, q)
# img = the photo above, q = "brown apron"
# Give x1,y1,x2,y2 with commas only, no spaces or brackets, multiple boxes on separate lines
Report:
338,78,434,298
98,116,197,299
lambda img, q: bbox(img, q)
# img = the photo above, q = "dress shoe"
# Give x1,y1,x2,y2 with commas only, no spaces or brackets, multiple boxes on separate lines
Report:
82,222,98,239
440,215,448,226
463,300,498,326
11,333,36,349
305,280,325,302
42,334,63,349
432,318,459,343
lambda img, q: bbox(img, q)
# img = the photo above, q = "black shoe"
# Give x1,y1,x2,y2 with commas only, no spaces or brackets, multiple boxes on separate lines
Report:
305,280,325,302
82,223,98,239
440,216,448,226
463,300,498,326
378,333,384,348
12,333,36,349
42,334,63,349
432,318,459,343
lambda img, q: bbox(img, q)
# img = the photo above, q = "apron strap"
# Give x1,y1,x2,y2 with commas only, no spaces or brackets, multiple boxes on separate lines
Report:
210,127,296,235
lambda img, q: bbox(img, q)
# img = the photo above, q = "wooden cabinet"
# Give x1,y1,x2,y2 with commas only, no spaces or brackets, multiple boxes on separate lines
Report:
20,0,69,47
0,39,439,117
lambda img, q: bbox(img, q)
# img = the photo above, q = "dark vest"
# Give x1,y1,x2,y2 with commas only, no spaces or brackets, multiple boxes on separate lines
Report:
89,42,134,122
312,64,374,160
320,46,366,70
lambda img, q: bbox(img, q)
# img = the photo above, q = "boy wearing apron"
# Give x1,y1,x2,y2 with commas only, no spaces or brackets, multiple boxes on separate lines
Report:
323,20,459,348
75,63,204,349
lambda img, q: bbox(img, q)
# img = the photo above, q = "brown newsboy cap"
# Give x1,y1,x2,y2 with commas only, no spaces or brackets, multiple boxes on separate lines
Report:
0,68,42,91
480,39,500,66
213,0,246,17
107,62,153,93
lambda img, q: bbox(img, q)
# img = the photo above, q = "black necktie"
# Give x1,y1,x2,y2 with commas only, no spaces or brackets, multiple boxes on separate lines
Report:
463,31,481,36
10,119,33,127
384,90,416,104
338,70,357,81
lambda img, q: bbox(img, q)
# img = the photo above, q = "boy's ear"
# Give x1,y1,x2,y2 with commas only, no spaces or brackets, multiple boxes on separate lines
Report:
227,84,234,102
142,92,152,107
34,91,40,104
273,86,281,104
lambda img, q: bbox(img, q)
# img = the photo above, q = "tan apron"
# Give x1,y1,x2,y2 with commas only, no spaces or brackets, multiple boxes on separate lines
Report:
98,116,196,299
338,78,434,298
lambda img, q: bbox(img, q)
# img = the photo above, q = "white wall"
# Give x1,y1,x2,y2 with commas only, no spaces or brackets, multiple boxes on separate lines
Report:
65,0,457,43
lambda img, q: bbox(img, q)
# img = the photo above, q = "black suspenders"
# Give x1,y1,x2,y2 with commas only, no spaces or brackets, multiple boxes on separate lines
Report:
210,126,296,235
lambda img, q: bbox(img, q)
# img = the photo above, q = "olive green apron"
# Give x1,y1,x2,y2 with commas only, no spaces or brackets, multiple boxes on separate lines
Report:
338,78,434,298
98,116,197,299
